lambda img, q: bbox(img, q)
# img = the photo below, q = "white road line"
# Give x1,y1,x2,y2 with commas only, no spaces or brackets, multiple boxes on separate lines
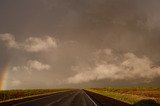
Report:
46,96,66,106
83,91,98,106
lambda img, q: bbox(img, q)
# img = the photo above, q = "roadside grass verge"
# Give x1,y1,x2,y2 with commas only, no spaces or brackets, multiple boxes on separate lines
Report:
0,89,73,103
86,87,160,105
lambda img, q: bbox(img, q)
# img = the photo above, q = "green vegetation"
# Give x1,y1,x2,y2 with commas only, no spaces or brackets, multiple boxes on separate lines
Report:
0,89,72,102
86,87,160,105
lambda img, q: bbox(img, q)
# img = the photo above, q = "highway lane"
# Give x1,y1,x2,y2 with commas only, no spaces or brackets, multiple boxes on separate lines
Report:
11,90,97,106
0,90,133,106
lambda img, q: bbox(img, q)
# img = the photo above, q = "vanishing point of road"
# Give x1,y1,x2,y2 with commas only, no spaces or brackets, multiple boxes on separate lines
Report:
0,90,132,106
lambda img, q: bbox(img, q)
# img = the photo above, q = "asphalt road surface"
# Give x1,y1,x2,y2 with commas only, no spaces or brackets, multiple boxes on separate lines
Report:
0,90,132,106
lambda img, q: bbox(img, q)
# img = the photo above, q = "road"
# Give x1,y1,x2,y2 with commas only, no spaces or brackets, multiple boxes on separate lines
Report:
0,90,132,106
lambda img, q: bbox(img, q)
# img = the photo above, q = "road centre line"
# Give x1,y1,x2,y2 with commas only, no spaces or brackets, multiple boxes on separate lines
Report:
46,92,75,106
83,91,98,106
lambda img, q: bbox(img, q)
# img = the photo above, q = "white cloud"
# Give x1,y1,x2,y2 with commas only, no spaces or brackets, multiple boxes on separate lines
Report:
27,60,50,71
0,33,57,52
23,36,57,52
0,33,19,48
12,60,50,72
67,49,160,84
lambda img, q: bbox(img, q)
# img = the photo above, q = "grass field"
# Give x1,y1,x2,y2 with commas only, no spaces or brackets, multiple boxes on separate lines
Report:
86,87,160,105
0,89,71,102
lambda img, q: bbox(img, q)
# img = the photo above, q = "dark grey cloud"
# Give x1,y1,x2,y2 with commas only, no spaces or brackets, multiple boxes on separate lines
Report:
0,0,160,89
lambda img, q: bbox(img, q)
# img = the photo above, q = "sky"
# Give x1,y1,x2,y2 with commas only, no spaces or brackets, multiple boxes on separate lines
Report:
0,0,160,89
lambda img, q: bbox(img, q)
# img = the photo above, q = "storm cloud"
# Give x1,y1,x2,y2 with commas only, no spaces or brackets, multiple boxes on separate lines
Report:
0,0,160,89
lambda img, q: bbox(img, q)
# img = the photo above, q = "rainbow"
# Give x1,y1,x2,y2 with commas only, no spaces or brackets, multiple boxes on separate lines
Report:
0,64,9,90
